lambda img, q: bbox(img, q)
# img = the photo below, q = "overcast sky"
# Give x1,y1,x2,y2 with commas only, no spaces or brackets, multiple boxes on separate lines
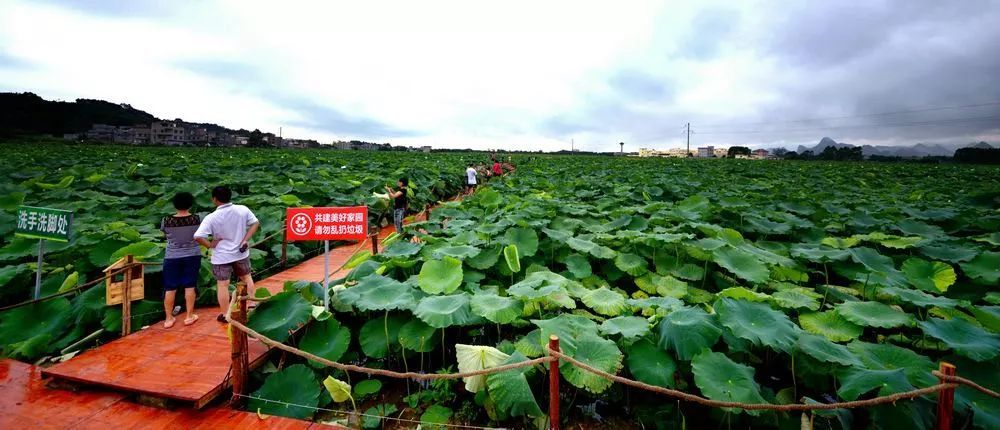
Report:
1,0,998,151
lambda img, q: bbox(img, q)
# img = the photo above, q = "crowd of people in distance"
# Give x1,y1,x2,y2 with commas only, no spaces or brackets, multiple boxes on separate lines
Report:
464,151,515,195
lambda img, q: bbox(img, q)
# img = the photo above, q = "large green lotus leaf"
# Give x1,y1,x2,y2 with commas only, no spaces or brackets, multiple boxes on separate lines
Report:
432,245,481,260
920,244,979,263
836,301,913,328
542,228,572,242
849,247,896,273
566,237,617,259
503,244,521,273
398,319,440,352
466,244,501,270
717,286,770,302
795,333,862,367
110,240,161,262
514,329,545,358
532,314,598,355
581,287,627,316
969,306,1000,333
486,351,544,418
420,404,453,428
414,293,483,328
614,253,648,277
560,333,623,394
901,258,956,292
716,298,799,352
362,403,399,429
0,298,71,359
564,253,592,279
247,291,312,343
508,277,576,309
359,314,408,358
627,296,683,313
919,317,1000,361
771,288,822,311
799,311,862,342
712,247,769,284
504,227,539,257
881,287,958,308
323,376,352,403
342,274,417,312
847,341,936,387
599,316,650,340
656,307,722,361
0,264,26,287
836,367,914,401
790,243,850,262
961,251,1000,283
299,318,351,367
470,294,523,324
691,350,769,415
456,344,510,393
248,364,320,420
418,257,464,294
626,338,676,388
821,236,860,249
380,241,423,258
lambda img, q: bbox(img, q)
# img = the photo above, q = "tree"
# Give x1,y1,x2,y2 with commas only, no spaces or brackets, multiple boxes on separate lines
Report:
772,147,788,157
727,146,751,158
954,147,1000,164
248,129,265,147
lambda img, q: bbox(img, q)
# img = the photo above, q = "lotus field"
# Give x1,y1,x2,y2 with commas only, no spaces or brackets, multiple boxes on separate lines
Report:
3,143,1000,429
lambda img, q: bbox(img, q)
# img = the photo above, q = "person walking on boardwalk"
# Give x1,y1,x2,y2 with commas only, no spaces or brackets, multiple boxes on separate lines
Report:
193,186,259,323
385,177,408,233
160,192,201,328
465,163,478,194
492,159,502,178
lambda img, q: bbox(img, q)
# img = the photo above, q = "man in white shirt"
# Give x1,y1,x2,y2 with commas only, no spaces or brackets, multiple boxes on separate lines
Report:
194,186,260,323
465,163,477,195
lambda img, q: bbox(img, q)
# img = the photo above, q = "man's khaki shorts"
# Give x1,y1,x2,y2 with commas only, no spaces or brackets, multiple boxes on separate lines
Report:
212,258,251,281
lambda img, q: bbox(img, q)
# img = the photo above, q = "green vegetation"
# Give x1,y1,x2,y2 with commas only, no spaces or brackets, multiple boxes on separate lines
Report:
2,142,999,428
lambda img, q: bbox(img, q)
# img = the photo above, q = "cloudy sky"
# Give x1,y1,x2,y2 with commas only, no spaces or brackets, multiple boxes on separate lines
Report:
1,0,998,151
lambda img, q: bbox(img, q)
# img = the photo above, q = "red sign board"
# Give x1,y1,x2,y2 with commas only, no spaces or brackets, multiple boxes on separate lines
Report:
286,206,369,241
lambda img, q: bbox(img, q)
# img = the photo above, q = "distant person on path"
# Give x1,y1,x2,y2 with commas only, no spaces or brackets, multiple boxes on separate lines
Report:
193,186,259,323
465,163,478,194
160,192,201,328
385,178,408,233
492,160,502,177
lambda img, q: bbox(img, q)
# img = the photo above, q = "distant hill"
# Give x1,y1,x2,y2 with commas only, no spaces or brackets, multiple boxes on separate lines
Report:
0,92,243,137
792,137,976,158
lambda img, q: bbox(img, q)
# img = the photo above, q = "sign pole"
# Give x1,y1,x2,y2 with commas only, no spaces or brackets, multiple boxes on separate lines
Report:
323,240,330,309
33,239,44,299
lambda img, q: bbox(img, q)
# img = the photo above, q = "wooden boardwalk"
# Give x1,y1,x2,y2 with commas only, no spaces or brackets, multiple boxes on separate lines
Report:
10,209,437,428
1,359,316,429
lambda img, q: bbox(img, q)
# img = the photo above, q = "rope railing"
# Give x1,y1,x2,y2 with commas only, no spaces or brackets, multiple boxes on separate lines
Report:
0,263,143,312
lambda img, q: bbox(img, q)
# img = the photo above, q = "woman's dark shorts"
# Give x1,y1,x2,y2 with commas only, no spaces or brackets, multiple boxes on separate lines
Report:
212,258,251,281
163,255,201,291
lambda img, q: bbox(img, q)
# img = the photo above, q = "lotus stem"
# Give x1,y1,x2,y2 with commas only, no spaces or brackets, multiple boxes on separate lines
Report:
384,311,390,367
791,352,797,400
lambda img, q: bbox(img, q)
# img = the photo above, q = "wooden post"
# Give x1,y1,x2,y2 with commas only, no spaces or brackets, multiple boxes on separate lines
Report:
425,204,431,221
937,362,956,430
280,225,288,268
121,255,133,336
370,232,379,255
548,335,560,430
230,281,249,407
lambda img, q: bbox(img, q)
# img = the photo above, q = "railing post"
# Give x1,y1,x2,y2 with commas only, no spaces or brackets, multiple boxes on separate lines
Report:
280,226,288,268
937,362,956,430
425,204,431,221
230,281,249,407
548,335,560,430
370,232,379,255
121,255,133,336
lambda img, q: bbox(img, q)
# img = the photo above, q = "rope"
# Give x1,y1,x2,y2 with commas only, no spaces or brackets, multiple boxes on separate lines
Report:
547,348,958,412
233,393,509,430
935,371,1000,398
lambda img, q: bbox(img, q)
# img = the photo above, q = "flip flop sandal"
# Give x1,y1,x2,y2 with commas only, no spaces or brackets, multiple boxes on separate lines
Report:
163,319,176,328
184,314,199,326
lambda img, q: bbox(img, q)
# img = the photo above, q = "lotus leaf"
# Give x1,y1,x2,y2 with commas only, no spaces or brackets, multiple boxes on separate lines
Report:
836,301,913,328
486,351,544,417
656,307,722,360
418,257,464,294
398,319,440,352
564,253,592,279
504,227,539,257
772,288,822,311
919,317,1000,361
712,247,769,284
455,344,510,392
560,333,623,393
362,403,399,429
902,258,956,292
716,298,800,352
299,318,351,367
599,316,650,340
581,287,626,316
961,252,1000,283
795,333,862,367
837,368,914,401
614,253,648,276
799,311,862,342
420,404,453,428
470,293,523,324
359,314,407,358
626,338,676,388
246,291,312,343
691,350,769,415
249,364,320,420
847,341,936,387
503,244,521,273
414,293,483,328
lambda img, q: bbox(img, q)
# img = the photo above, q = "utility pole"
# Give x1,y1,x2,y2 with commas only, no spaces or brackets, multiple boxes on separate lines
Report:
619,142,624,154
685,123,691,156
571,138,574,152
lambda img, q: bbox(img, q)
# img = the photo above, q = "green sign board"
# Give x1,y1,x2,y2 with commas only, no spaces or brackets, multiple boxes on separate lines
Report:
15,205,73,242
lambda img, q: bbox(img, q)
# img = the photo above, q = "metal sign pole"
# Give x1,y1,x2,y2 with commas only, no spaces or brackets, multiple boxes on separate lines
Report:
33,239,44,299
323,240,330,309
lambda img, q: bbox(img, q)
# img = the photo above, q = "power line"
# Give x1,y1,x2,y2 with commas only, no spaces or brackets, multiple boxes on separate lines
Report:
696,101,1000,128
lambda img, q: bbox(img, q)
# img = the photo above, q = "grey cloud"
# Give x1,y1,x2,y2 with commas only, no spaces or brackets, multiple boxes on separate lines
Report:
608,70,675,102
0,50,30,69
680,7,740,60
34,0,173,18
176,59,414,138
